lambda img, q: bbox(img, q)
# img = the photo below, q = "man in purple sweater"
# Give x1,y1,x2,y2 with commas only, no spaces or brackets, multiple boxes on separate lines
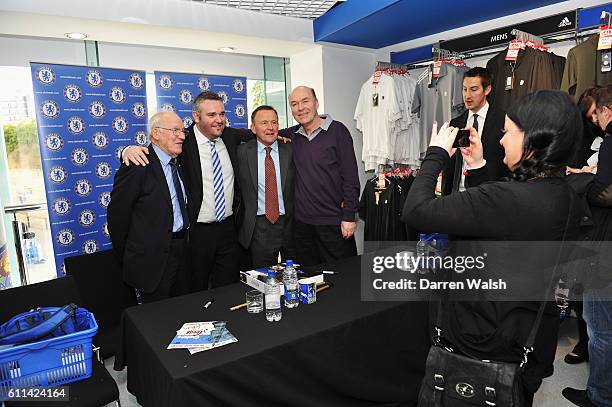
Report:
281,86,360,266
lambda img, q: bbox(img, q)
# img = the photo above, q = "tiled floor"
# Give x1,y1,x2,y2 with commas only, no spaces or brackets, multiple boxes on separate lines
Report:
107,315,589,407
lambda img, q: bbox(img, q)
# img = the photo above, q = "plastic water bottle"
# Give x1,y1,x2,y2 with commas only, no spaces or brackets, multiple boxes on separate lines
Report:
265,269,282,322
415,233,429,274
283,260,299,309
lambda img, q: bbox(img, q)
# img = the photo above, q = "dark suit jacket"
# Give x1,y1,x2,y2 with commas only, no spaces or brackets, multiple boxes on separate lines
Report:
179,124,251,224
108,148,176,292
442,106,508,195
235,139,295,249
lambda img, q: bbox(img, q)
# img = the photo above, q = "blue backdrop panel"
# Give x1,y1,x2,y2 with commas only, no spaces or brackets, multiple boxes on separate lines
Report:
30,63,148,277
154,71,248,129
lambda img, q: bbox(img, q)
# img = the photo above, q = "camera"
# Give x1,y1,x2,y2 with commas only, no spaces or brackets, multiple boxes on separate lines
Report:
452,129,471,148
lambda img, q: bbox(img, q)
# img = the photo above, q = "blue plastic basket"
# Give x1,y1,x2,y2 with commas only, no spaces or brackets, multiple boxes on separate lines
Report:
0,310,97,399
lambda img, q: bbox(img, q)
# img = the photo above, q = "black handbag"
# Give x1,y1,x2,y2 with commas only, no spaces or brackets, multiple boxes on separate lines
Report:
418,187,574,407
417,300,540,406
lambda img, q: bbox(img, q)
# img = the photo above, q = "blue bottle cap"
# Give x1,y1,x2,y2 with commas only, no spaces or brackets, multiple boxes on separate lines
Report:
286,259,294,267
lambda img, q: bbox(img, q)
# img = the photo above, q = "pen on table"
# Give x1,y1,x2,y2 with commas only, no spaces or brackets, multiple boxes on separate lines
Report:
203,298,214,310
322,271,338,275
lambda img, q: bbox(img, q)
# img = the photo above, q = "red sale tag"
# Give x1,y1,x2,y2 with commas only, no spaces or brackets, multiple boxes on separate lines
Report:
372,70,382,85
505,40,524,61
598,25,612,50
432,60,442,78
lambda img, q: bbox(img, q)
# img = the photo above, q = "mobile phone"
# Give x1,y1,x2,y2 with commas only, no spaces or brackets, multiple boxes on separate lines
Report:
452,129,471,148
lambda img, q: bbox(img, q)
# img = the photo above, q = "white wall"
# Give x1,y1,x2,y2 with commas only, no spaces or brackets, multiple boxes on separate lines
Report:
289,46,325,114
0,34,86,66
98,42,265,79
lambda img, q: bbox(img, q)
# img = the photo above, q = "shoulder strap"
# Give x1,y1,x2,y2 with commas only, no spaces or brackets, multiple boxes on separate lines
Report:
523,185,575,352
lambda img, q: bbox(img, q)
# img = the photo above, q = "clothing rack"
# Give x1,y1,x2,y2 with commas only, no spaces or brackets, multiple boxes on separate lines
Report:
431,47,470,60
510,29,544,45
375,61,409,71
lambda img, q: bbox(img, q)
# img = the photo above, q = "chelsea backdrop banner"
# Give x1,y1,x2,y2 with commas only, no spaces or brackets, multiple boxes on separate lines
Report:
30,62,148,277
154,71,248,129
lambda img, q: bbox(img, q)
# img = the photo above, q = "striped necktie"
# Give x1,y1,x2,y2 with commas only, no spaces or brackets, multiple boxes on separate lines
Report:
209,140,225,222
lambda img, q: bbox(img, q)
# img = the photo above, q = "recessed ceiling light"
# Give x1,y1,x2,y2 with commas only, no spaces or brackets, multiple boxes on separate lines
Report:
218,47,236,53
65,32,88,40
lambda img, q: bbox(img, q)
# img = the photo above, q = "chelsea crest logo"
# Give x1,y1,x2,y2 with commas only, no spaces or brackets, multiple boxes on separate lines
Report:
234,104,246,118
112,116,129,134
48,166,67,184
83,239,99,254
52,197,71,216
109,87,126,104
45,133,64,152
86,69,103,88
99,191,111,208
179,89,194,105
197,76,210,91
129,73,144,89
89,101,107,119
134,131,148,146
217,91,229,105
92,132,109,150
35,66,55,85
74,179,93,197
158,75,173,90
67,116,86,135
183,116,193,128
79,209,96,227
232,79,245,94
131,102,146,118
225,117,231,127
71,148,89,166
63,84,82,103
161,103,175,113
56,229,75,246
95,162,112,179
40,100,60,119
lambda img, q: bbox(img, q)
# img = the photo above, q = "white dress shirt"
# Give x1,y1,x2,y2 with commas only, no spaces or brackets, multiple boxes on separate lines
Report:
459,102,489,192
194,125,234,223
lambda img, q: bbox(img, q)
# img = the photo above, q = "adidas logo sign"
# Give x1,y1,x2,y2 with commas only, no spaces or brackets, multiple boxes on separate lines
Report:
558,17,572,28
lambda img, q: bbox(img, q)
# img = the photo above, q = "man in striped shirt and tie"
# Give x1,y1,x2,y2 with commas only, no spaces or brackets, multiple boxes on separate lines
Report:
183,91,246,290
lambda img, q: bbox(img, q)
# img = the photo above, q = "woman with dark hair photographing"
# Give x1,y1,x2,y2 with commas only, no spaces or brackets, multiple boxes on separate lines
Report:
402,90,583,406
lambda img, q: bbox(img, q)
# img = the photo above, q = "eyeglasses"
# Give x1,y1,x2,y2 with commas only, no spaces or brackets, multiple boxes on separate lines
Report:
156,127,187,136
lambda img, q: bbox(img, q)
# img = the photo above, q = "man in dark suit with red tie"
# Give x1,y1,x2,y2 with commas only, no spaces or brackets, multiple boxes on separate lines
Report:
235,105,295,268
442,67,509,194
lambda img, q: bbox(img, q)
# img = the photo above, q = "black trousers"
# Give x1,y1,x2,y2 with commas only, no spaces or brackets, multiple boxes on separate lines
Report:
570,300,590,356
139,237,186,304
190,216,239,291
249,215,296,269
294,219,357,267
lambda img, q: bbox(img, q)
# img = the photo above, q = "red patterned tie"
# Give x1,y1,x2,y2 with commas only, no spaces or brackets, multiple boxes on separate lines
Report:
265,146,280,224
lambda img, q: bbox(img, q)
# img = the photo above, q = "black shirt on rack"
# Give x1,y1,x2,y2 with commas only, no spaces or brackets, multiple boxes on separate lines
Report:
359,177,415,241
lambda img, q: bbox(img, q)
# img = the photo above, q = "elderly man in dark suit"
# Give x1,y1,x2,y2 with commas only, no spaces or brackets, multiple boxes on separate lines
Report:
108,111,189,303
236,105,295,268
442,67,509,195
